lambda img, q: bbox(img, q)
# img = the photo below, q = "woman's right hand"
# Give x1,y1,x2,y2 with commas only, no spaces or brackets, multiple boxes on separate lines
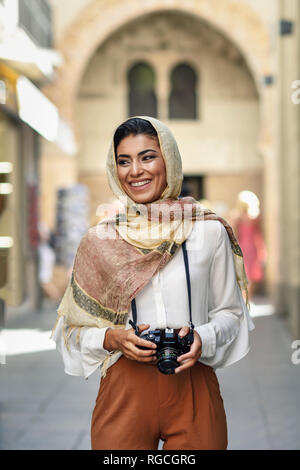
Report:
103,324,157,364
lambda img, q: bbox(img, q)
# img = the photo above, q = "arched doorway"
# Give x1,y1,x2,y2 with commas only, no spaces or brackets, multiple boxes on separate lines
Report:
42,0,277,298
44,0,271,121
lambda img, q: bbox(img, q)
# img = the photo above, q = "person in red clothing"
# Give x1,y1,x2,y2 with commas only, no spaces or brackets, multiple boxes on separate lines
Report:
231,200,266,301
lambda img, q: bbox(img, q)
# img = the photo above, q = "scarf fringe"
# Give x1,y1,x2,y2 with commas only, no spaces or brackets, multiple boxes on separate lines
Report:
233,252,250,311
100,351,123,379
51,312,83,351
101,356,111,378
50,314,60,340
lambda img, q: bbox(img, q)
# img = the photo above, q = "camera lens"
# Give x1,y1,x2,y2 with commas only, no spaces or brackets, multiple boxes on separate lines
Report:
157,347,179,375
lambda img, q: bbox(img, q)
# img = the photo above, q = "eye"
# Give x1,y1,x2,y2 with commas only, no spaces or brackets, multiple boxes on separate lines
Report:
117,159,129,166
143,155,156,161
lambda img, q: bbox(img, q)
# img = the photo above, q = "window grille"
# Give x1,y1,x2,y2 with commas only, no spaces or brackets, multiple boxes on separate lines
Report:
169,63,198,119
128,62,158,118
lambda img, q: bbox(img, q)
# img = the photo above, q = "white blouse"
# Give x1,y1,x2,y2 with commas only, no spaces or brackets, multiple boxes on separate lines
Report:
52,219,255,379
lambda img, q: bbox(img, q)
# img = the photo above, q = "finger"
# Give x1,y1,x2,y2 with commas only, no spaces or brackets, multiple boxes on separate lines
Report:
177,351,194,363
126,340,156,357
137,356,157,363
177,348,202,366
124,349,156,362
133,353,157,363
130,331,157,350
126,328,156,350
175,358,195,374
177,343,197,362
138,324,150,333
134,324,157,350
134,346,157,358
133,336,157,350
178,346,202,362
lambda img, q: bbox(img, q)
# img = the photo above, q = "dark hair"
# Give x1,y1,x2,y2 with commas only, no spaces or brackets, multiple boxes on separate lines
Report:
114,118,158,158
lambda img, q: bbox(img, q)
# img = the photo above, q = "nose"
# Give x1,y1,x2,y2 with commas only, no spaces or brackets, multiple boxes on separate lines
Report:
130,159,144,177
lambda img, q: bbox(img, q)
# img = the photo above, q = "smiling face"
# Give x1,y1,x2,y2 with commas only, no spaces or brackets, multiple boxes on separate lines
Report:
116,133,167,204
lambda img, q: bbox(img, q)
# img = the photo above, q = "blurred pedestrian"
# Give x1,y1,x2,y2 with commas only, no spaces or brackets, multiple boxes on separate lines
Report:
38,223,61,302
231,200,266,301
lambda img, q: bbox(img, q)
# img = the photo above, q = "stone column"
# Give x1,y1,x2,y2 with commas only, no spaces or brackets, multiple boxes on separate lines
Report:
259,83,280,300
156,64,169,121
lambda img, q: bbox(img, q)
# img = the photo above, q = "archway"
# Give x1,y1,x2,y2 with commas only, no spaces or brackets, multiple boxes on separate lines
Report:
42,0,278,298
44,0,271,123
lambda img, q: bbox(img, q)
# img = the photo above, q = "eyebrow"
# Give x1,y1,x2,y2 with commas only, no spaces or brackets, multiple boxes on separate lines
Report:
117,149,158,159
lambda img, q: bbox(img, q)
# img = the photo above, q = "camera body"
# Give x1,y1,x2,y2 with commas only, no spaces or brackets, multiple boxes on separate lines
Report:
138,327,194,375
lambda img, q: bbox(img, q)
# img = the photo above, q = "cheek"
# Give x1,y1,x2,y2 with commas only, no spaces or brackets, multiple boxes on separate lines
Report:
156,162,167,184
116,167,126,185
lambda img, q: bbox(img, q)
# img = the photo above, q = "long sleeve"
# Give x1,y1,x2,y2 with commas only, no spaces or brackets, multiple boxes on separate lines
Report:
52,316,113,379
195,223,244,368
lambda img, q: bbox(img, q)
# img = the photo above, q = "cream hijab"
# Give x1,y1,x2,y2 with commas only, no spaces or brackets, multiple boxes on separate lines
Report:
106,116,183,203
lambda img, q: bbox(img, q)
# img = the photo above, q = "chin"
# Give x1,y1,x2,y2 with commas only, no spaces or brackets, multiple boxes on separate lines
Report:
132,197,154,204
128,192,155,205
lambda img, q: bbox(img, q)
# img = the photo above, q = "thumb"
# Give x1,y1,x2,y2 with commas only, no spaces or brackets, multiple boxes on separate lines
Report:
178,326,190,338
138,324,150,333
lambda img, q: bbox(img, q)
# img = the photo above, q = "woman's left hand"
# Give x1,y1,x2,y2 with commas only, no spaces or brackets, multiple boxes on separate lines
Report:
175,327,202,374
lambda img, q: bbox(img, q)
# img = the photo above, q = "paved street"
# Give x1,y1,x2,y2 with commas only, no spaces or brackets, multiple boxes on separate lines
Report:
0,297,299,450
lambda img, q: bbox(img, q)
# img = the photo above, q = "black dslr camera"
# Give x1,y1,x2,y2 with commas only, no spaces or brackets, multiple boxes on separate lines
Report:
130,321,194,375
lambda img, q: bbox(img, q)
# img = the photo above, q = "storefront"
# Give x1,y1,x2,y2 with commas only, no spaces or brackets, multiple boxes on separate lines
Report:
0,59,77,322
0,64,40,316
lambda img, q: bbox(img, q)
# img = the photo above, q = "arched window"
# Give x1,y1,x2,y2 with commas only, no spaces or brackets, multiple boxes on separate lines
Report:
169,63,198,119
128,62,157,117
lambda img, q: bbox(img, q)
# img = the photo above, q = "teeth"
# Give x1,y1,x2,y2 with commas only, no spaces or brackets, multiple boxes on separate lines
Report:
131,180,151,187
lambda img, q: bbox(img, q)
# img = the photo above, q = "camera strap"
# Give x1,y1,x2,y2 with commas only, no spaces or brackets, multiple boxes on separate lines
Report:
130,240,194,330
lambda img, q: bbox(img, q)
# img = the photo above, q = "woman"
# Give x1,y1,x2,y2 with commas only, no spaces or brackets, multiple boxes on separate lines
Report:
52,116,254,450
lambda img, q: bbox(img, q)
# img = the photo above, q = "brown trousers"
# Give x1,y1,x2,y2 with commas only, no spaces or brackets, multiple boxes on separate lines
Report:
91,356,227,450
